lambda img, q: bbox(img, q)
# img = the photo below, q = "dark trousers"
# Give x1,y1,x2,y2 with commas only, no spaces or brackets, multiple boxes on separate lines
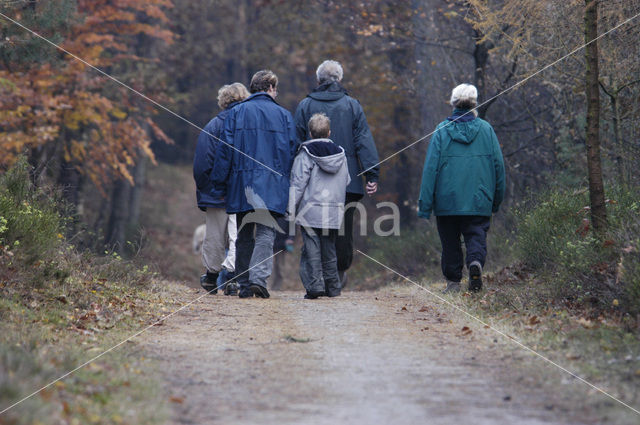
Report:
436,215,491,282
300,227,340,295
336,192,363,272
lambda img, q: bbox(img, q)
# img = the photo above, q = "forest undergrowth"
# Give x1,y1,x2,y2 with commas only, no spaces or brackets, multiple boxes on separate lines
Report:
0,158,181,425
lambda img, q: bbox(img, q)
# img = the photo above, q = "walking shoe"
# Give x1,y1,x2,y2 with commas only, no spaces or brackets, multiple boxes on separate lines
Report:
250,284,270,299
304,290,326,299
200,272,219,294
326,290,341,298
468,261,483,292
224,281,239,296
442,280,461,294
238,287,253,298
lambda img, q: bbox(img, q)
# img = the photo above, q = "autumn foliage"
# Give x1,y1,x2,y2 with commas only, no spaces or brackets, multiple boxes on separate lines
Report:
0,0,174,189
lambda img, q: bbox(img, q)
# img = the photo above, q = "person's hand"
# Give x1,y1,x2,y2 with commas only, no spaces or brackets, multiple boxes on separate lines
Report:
285,238,294,253
366,181,378,196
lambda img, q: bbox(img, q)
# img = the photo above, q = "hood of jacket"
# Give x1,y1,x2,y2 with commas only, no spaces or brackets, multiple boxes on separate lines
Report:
300,139,346,174
444,114,482,145
308,81,348,102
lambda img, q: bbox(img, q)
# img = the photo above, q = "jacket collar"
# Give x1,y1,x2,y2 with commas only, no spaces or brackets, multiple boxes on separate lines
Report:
226,100,241,110
244,92,279,105
312,81,348,94
447,108,476,122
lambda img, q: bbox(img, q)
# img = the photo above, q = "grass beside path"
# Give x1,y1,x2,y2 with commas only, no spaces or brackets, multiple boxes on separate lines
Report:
0,255,184,425
427,266,640,423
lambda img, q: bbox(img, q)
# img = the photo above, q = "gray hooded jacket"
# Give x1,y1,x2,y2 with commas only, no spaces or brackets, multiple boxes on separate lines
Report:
288,139,351,229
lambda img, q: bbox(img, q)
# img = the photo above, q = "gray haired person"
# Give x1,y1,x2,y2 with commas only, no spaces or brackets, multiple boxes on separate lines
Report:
294,60,380,288
193,82,249,295
289,113,350,298
418,83,505,293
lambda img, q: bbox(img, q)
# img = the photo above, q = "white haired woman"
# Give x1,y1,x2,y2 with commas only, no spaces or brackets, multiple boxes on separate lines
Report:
193,82,249,295
418,83,505,293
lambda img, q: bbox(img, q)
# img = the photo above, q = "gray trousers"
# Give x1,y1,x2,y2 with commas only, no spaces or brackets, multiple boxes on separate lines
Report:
300,227,340,294
236,212,277,289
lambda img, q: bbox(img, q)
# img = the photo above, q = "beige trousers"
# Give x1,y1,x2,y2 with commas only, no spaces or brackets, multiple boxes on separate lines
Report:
202,208,229,273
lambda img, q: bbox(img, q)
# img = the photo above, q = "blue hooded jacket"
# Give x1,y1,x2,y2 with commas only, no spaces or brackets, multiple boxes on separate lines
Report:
212,92,297,215
193,102,239,210
294,82,379,195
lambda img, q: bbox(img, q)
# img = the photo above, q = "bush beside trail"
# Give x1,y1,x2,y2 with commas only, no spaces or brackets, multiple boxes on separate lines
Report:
517,186,640,316
0,158,177,424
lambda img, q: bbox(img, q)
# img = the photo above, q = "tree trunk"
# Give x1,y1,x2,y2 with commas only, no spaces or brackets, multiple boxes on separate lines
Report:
128,154,147,229
610,89,624,185
584,0,607,232
105,179,131,252
473,29,490,119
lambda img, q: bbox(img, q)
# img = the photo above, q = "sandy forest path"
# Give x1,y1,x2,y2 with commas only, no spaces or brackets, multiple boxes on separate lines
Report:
140,287,601,425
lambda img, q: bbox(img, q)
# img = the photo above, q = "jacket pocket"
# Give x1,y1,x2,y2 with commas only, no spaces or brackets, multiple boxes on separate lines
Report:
473,185,493,211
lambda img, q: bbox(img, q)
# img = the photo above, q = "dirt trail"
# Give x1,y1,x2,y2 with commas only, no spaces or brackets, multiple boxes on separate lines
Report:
140,287,600,425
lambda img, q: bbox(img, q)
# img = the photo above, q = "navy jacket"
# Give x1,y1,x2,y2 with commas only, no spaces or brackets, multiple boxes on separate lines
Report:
294,82,379,195
193,103,239,210
212,92,297,215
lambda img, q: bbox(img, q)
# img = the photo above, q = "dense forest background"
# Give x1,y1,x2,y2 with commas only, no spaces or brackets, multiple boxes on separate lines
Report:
1,0,640,307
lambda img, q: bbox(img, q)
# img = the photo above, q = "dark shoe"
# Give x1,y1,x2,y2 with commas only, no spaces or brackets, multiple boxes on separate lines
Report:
238,287,253,298
469,261,483,292
304,290,326,299
224,281,239,296
443,280,461,294
326,290,341,298
200,272,219,294
250,284,270,299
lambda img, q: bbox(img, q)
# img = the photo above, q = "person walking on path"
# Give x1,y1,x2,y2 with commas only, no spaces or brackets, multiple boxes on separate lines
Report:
193,82,249,295
289,113,351,299
294,60,380,287
213,70,297,299
418,83,505,293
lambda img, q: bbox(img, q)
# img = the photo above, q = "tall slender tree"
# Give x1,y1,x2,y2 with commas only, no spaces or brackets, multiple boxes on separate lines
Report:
584,0,607,232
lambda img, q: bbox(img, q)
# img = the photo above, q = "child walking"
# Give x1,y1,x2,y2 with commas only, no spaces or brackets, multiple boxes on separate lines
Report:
288,113,351,299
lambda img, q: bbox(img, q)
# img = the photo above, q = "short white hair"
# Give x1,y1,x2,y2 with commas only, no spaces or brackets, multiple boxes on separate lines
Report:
316,60,343,84
450,83,478,108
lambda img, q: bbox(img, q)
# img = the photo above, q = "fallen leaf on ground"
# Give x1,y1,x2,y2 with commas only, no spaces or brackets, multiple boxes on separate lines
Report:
577,318,594,328
170,396,184,404
418,306,429,312
461,326,472,336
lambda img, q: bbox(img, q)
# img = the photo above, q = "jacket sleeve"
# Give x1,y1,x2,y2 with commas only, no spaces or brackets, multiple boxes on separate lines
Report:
352,99,380,183
418,130,441,219
288,151,312,218
212,111,234,188
491,126,506,213
294,100,308,144
193,125,213,191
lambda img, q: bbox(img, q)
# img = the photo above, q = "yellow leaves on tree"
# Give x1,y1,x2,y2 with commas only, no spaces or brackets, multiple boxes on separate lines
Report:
0,0,174,189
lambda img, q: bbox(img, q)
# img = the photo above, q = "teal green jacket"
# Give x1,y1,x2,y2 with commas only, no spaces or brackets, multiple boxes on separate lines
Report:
418,114,505,219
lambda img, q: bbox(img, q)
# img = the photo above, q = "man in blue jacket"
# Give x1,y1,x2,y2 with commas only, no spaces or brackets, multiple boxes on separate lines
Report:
294,60,380,287
193,82,249,296
418,84,505,293
213,70,297,299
